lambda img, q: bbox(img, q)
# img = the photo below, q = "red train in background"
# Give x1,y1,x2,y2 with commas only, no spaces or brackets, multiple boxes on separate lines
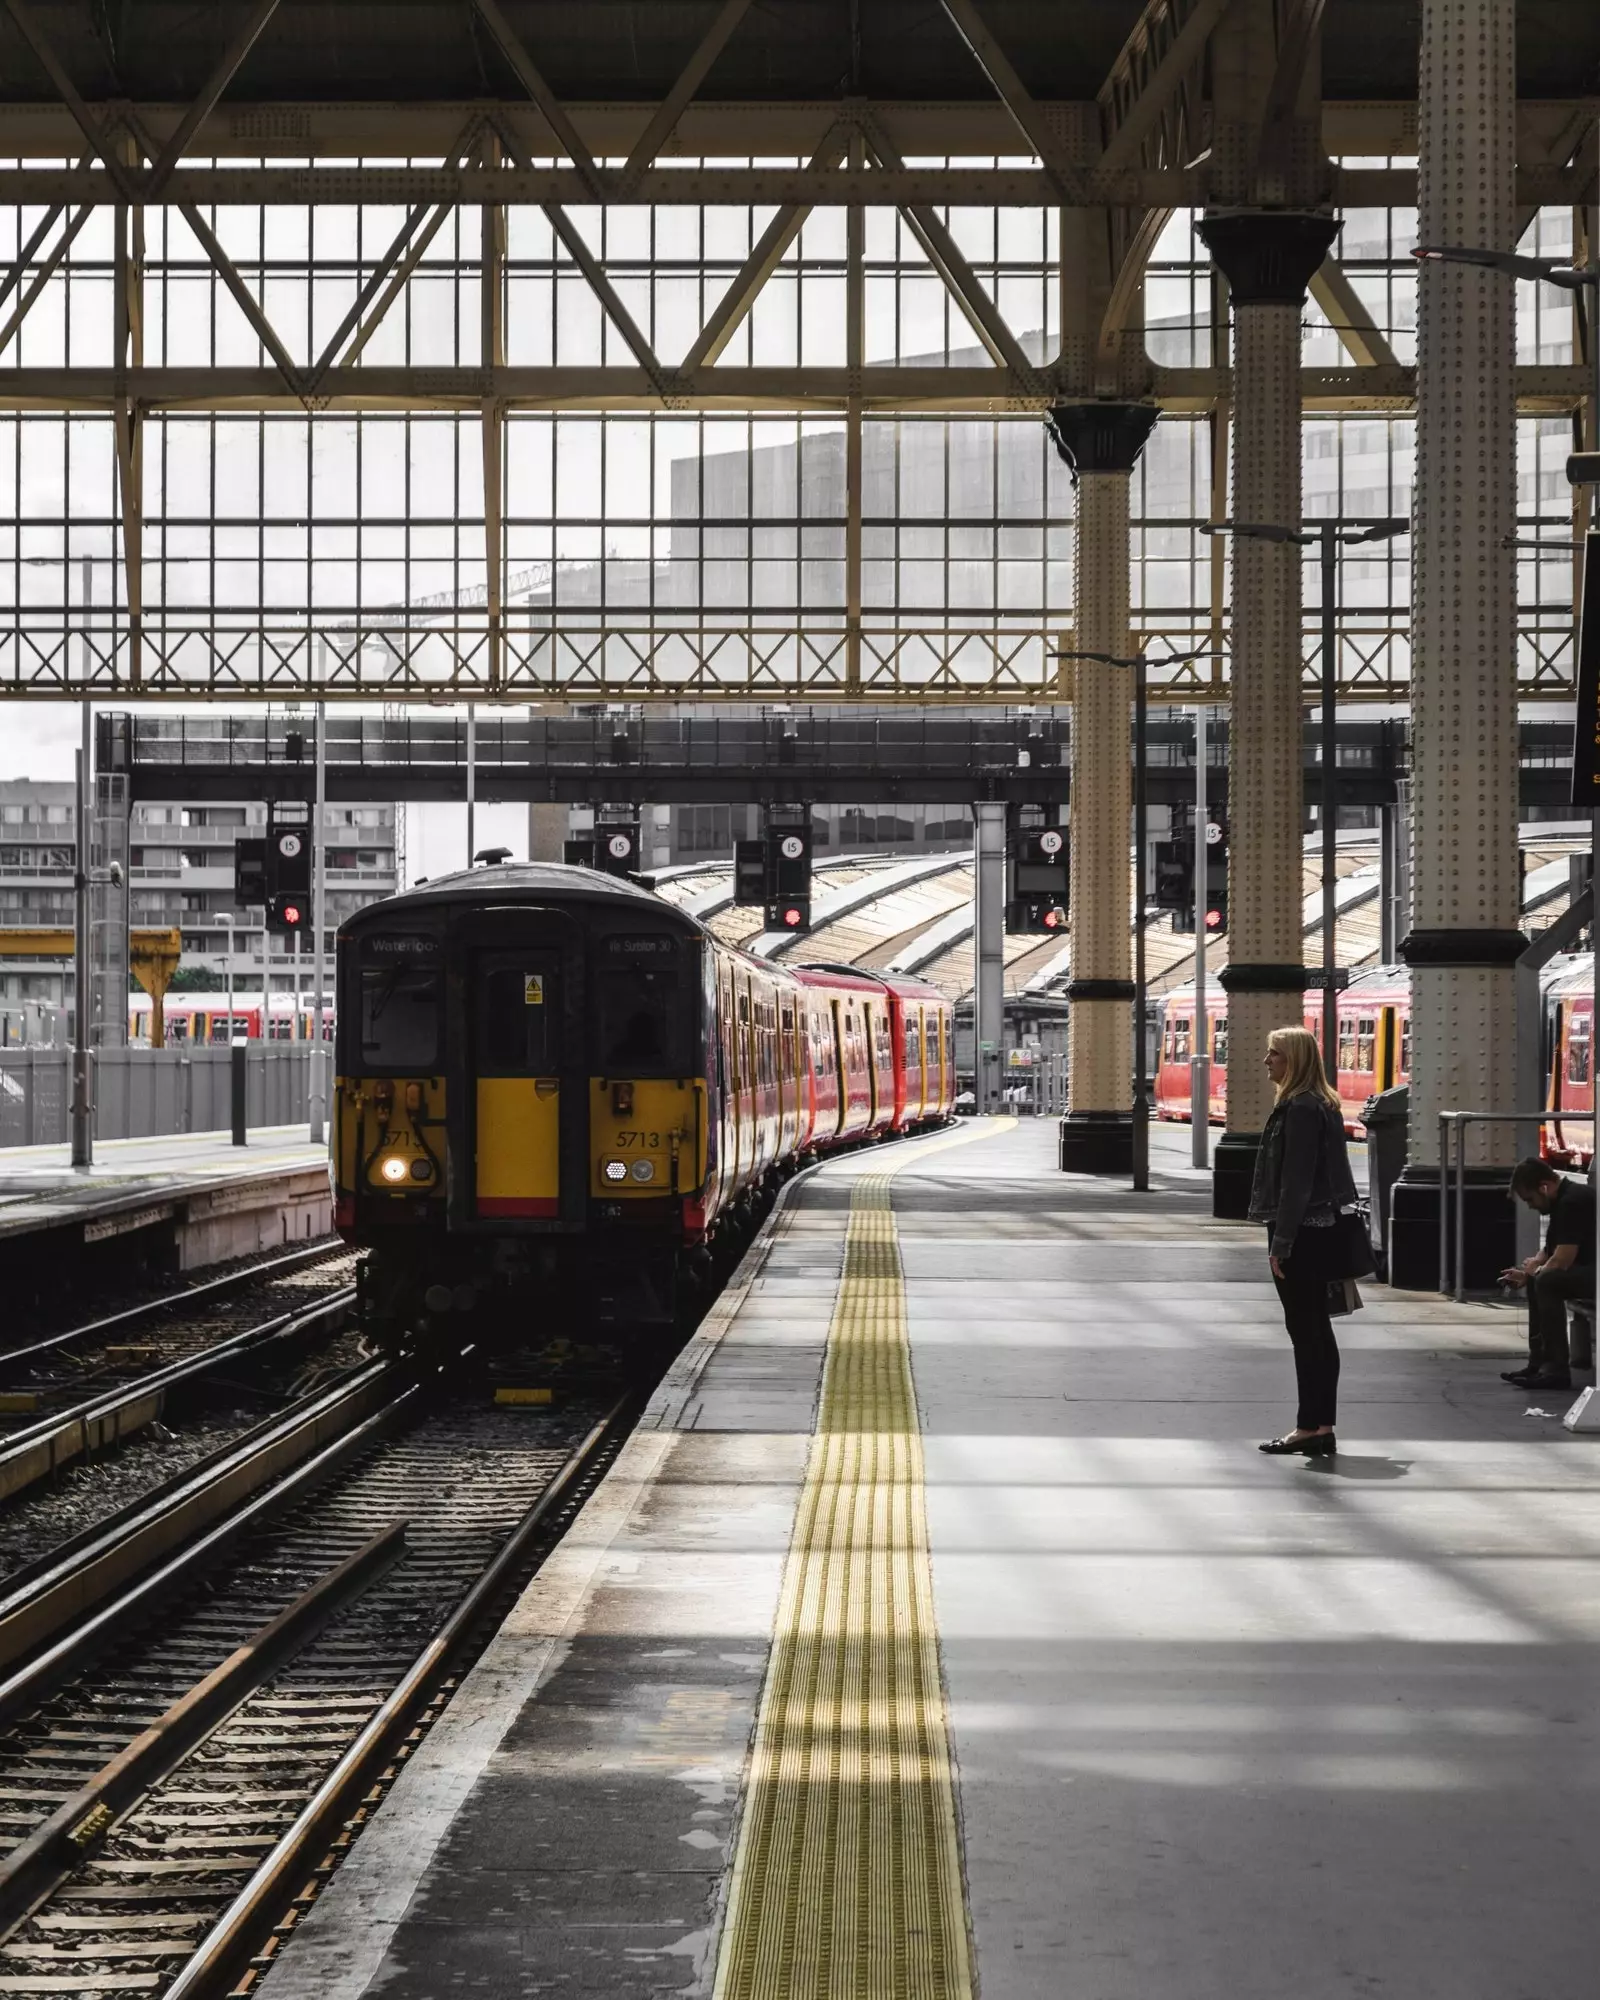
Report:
1155,967,1411,1136
1156,958,1595,1164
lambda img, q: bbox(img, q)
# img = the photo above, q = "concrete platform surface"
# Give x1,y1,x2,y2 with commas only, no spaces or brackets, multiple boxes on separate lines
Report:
259,1118,1600,2000
0,1125,330,1256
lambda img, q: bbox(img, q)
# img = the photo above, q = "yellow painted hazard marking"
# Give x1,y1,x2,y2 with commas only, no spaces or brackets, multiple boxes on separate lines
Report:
494,1386,553,1406
714,1120,1012,2000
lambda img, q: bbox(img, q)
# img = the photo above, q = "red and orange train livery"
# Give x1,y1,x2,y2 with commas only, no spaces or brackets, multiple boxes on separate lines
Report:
334,861,954,1343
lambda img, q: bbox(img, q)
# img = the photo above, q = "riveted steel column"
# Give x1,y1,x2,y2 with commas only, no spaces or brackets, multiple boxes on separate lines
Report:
1390,0,1523,1289
1198,213,1337,1217
972,801,1007,1114
1049,403,1159,1173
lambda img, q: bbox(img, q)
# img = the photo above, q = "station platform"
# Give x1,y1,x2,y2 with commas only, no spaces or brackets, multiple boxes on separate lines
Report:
0,1126,331,1268
259,1116,1599,2000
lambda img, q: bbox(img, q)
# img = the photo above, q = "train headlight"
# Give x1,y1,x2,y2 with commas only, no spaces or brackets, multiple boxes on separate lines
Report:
603,1159,629,1183
378,1154,409,1184
629,1157,656,1183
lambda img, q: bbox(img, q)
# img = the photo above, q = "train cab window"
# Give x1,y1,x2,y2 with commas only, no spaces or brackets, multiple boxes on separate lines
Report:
480,967,557,1073
597,937,683,1074
358,937,442,1070
1567,1016,1592,1086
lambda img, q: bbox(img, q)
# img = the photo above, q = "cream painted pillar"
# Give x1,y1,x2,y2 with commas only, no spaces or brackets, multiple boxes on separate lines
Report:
1049,404,1158,1172
1390,0,1523,1287
1197,213,1337,1216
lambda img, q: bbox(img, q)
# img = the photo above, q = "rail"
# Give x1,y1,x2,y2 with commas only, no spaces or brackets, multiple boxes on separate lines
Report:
0,1278,357,1508
164,1393,635,1999
1437,1111,1597,1300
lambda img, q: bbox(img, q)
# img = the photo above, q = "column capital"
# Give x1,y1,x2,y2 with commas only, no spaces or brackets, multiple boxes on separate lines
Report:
1045,401,1159,477
1196,211,1339,305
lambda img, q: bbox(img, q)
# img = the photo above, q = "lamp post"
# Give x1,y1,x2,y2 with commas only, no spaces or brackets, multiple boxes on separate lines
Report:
1415,205,1600,1425
1204,518,1409,1072
1058,643,1219,1192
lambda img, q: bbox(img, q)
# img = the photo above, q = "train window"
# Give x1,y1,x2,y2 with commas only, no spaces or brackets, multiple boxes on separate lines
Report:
1356,1017,1377,1072
480,967,557,1073
359,952,441,1070
1399,1017,1411,1076
597,964,683,1073
1567,1016,1591,1086
1212,1019,1229,1068
1337,1019,1357,1073
1172,1017,1191,1063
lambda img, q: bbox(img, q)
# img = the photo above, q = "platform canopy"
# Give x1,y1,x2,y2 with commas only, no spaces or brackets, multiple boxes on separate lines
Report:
0,0,1595,702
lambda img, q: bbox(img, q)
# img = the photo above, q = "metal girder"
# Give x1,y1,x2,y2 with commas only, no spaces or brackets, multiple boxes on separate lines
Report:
144,0,281,196
1097,0,1231,176
678,124,850,373
0,0,135,196
616,0,756,197
856,110,1042,391
0,200,91,357
0,614,1575,707
935,0,1088,205
1308,259,1399,368
0,163,1570,207
468,0,605,201
0,361,1585,416
306,113,487,390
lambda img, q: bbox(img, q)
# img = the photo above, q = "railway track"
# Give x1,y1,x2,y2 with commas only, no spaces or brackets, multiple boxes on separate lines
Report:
0,1249,362,1520
0,1339,633,1998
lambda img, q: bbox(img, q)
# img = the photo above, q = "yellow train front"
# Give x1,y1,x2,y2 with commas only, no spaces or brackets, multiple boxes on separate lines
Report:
333,862,717,1345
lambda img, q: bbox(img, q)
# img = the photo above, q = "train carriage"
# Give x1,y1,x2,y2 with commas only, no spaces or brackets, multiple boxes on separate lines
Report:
334,861,953,1345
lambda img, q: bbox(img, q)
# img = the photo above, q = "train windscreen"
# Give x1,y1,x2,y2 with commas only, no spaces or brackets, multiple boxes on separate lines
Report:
596,935,684,1073
358,937,441,1069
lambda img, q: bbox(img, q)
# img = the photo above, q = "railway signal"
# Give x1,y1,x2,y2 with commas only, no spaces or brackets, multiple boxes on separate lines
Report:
738,810,815,933
266,893,307,935
1006,812,1069,933
1203,818,1229,934
565,820,643,878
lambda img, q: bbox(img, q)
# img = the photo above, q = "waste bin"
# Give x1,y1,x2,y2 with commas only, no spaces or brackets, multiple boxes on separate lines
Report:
1360,1084,1408,1281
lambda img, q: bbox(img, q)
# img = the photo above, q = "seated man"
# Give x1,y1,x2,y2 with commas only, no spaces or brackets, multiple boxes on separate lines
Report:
1499,1157,1596,1392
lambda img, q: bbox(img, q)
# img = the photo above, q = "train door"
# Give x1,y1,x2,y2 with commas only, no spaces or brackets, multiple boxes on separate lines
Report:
470,946,566,1219
829,998,849,1134
864,1002,880,1127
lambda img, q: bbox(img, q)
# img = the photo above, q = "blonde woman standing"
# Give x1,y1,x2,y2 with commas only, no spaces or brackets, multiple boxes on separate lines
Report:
1247,1025,1359,1456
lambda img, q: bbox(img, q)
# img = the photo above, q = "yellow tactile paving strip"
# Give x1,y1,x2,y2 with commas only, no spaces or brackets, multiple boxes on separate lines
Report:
714,1122,1010,2000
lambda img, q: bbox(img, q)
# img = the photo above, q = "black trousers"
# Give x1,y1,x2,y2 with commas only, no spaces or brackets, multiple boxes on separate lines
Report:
1270,1228,1340,1430
1527,1262,1594,1377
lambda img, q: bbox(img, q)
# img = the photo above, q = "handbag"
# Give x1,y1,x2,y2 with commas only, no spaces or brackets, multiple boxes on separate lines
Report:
1328,1204,1377,1280
1327,1278,1364,1317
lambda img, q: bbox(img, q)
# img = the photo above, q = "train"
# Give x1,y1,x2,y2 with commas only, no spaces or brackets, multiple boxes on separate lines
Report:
129,993,334,1044
332,860,957,1344
1155,958,1595,1164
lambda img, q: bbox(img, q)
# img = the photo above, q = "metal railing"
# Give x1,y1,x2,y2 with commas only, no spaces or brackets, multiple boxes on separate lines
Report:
1437,1110,1596,1299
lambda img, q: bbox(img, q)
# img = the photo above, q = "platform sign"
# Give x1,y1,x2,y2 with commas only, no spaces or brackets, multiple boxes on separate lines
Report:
1304,967,1351,990
1571,533,1600,805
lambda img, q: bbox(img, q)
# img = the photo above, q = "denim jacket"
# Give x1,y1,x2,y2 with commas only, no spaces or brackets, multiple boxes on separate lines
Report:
1247,1093,1358,1259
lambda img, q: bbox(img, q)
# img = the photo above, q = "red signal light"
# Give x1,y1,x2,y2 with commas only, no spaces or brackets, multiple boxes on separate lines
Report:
1205,908,1223,929
783,907,803,927
282,903,302,926
1043,906,1064,929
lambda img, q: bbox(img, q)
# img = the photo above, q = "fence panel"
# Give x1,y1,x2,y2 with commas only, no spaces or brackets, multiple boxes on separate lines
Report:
0,1044,312,1147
